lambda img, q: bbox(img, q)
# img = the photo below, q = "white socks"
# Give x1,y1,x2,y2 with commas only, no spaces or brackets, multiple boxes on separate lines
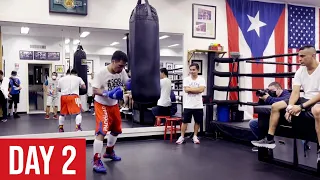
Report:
107,134,118,147
59,116,65,126
93,139,104,156
75,114,82,125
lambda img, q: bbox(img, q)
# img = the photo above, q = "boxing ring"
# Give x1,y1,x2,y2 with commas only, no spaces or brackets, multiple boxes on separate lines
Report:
202,50,320,176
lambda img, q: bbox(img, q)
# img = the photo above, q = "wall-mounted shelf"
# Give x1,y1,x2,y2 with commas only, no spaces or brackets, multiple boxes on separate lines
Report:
187,49,226,63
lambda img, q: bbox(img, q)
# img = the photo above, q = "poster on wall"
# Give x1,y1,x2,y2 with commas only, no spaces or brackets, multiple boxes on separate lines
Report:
86,60,93,75
47,52,60,60
19,50,33,60
34,51,47,60
55,65,64,74
49,0,88,16
192,4,216,39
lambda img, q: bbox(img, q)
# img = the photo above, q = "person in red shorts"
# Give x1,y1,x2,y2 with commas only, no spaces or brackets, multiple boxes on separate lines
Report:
57,69,86,132
92,50,130,174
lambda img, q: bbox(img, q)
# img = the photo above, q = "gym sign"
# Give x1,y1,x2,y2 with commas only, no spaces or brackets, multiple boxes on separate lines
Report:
49,0,87,16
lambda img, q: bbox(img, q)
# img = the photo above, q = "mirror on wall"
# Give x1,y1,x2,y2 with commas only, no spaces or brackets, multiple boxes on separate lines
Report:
0,21,184,137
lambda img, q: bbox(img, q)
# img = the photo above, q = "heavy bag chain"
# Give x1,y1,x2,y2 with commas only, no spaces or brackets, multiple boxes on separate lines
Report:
130,0,158,22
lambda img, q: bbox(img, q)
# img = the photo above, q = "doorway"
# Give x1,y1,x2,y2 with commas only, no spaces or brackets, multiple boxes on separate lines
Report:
28,63,51,113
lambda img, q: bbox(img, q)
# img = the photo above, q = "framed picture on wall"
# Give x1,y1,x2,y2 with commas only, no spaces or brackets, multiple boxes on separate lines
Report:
160,62,164,68
47,52,60,61
34,51,47,60
191,59,203,75
19,50,33,60
192,3,216,39
55,65,64,74
86,60,94,75
166,62,173,70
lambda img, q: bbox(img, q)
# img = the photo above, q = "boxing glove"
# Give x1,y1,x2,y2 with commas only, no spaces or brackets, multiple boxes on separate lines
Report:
126,79,131,91
102,87,123,100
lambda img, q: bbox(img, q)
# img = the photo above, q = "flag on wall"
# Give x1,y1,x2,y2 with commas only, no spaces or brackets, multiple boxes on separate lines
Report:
287,5,317,88
226,0,320,119
226,0,286,118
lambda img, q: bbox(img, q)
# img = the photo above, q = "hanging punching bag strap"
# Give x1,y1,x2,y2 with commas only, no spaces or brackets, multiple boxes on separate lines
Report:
137,0,152,17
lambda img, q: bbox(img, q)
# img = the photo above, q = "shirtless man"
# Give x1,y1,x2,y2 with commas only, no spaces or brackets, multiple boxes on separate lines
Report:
92,50,130,174
57,69,86,132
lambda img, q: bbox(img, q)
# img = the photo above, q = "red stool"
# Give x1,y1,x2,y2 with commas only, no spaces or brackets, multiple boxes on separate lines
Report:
164,117,182,142
154,116,170,126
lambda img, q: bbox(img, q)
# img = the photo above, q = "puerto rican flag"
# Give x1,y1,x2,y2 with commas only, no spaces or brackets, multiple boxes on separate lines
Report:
226,0,319,119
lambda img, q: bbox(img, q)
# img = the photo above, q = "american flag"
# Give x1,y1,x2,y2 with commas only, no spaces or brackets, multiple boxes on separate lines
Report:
226,0,319,119
287,5,316,88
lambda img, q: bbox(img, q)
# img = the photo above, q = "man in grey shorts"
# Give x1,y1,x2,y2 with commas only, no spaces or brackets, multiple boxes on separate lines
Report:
252,45,320,163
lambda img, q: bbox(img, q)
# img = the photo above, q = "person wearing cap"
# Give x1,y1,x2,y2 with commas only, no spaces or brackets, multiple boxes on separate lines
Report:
8,71,21,118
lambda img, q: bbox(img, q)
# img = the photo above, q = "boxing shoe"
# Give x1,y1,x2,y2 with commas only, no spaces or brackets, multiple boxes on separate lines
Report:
103,87,123,100
103,150,122,161
93,157,107,174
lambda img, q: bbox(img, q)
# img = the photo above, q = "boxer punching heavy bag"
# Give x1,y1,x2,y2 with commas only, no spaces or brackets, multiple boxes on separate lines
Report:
129,0,160,104
73,45,88,95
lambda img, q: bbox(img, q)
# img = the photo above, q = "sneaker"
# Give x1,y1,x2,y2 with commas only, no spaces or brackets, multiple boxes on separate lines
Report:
193,136,200,144
176,136,185,145
53,115,58,119
1,119,7,122
59,125,64,132
317,150,320,163
93,158,107,173
45,115,50,120
103,150,121,161
75,124,82,132
92,112,95,116
251,137,276,149
252,147,259,152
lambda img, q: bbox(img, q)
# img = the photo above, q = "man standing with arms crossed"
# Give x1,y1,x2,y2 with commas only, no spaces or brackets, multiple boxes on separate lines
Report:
57,69,86,132
92,50,130,174
176,63,206,145
44,72,59,120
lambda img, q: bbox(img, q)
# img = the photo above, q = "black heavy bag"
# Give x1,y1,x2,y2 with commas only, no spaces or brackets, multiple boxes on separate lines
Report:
73,45,88,95
129,0,160,104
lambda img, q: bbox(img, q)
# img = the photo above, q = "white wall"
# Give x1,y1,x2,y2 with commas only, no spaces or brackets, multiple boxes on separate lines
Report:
0,0,229,117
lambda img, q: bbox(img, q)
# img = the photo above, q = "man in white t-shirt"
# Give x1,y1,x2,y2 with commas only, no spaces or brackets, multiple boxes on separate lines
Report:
252,46,320,155
152,68,172,120
57,69,86,132
91,51,131,174
176,63,206,145
43,72,59,120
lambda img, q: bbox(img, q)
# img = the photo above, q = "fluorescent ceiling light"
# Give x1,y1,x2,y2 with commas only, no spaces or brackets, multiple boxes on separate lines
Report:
123,36,127,40
80,31,90,38
73,39,80,45
110,42,119,46
21,27,29,34
159,35,170,40
65,38,70,44
168,44,180,48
